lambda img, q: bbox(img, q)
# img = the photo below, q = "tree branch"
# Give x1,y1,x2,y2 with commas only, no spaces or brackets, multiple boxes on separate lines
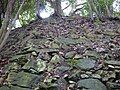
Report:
75,2,86,7
71,7,84,15
0,0,15,42
63,3,71,10
0,0,26,51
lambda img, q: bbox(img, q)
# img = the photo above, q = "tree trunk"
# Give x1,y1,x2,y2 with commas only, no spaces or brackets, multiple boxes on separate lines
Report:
104,0,112,17
0,0,15,44
0,0,4,28
87,0,94,20
54,0,63,17
47,0,63,17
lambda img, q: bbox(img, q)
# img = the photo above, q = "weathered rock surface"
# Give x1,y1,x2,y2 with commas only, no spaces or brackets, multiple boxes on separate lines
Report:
0,16,120,89
77,78,107,90
76,58,96,70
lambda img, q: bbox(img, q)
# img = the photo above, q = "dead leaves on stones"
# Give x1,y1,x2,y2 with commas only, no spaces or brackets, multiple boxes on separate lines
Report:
1,16,120,89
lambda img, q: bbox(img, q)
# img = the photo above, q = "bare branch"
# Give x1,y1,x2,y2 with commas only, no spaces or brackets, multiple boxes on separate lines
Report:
75,2,86,7
63,3,71,10
71,7,84,15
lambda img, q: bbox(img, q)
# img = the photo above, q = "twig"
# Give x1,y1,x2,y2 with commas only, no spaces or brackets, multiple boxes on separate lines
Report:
75,2,86,7
71,7,84,15
63,3,71,10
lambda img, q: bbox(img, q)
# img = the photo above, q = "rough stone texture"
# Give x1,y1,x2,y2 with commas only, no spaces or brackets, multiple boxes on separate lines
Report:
76,58,96,70
77,78,107,90
0,16,120,89
7,71,41,89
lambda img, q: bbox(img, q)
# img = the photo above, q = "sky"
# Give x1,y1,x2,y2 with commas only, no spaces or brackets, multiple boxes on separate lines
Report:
113,0,120,12
35,0,120,18
39,0,86,18
15,0,120,28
